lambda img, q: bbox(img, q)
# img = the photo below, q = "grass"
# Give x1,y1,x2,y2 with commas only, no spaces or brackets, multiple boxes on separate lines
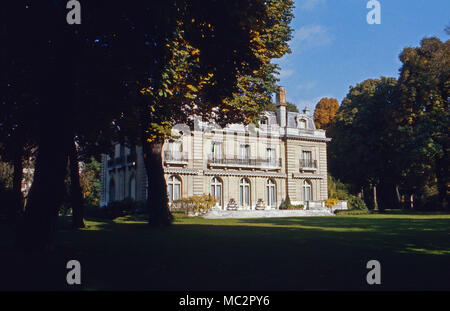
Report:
0,211,449,290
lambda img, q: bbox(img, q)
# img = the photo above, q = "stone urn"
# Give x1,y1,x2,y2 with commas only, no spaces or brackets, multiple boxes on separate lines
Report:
227,198,238,211
255,198,266,210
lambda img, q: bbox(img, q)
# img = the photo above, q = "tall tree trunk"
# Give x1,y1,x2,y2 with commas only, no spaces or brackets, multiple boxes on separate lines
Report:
373,185,378,211
70,139,85,229
395,186,401,207
435,156,448,210
142,139,172,226
17,134,70,250
12,144,24,218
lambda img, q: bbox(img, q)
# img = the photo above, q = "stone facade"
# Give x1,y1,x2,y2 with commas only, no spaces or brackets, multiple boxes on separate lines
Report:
100,87,331,209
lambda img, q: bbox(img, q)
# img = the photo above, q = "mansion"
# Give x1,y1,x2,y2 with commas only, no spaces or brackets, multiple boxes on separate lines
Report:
100,87,331,210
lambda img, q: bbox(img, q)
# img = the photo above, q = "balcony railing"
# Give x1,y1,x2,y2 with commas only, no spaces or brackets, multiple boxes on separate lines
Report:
164,151,188,164
300,159,317,170
208,156,281,169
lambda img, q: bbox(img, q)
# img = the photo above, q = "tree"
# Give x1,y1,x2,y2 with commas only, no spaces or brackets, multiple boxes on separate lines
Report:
79,157,101,208
330,78,399,210
116,0,294,226
313,97,339,132
2,1,294,246
266,101,299,113
393,37,449,209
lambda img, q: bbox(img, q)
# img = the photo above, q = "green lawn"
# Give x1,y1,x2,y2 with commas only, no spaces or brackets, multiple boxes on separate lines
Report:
1,211,449,290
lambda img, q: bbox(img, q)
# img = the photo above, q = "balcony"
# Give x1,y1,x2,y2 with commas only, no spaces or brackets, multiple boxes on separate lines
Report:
164,151,188,165
300,159,317,171
208,156,281,170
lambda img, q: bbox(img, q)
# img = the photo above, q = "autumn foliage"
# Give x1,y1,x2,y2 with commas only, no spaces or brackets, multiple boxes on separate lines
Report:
313,97,339,132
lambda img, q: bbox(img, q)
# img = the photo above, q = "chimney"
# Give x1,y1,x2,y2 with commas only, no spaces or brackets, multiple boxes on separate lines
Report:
276,86,287,127
302,106,310,115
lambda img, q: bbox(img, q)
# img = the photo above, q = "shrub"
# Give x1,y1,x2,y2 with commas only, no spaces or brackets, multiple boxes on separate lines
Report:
335,209,371,216
279,195,291,210
289,204,304,210
172,194,217,215
328,176,351,200
325,198,339,208
348,196,368,211
279,196,304,210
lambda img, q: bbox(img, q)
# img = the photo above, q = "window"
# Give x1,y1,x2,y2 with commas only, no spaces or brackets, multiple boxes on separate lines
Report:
267,148,276,165
299,119,307,129
239,178,250,207
260,117,268,125
210,177,223,207
266,179,276,208
302,151,312,167
168,175,182,202
303,180,312,202
211,142,222,161
168,141,183,160
240,144,250,160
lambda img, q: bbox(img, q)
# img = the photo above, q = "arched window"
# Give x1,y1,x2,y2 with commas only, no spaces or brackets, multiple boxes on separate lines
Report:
239,178,250,207
266,179,276,208
168,175,182,202
210,177,223,207
109,178,116,202
303,180,312,202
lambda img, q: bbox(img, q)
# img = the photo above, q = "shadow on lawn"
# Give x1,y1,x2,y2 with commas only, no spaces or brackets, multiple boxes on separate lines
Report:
0,215,449,291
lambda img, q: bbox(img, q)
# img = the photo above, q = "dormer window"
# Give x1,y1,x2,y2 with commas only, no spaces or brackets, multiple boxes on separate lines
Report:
299,119,307,129
296,116,307,129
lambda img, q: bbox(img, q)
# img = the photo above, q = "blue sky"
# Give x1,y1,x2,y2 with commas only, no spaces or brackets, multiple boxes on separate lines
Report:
274,0,450,111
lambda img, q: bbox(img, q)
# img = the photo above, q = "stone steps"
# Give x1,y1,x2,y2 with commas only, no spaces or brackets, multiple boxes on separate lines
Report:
203,209,334,219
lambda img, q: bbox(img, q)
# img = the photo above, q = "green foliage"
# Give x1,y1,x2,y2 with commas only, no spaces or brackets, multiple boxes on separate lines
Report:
265,101,299,113
393,37,450,207
80,157,101,207
327,176,352,200
348,196,368,211
279,195,304,210
279,195,291,210
172,194,217,215
330,37,449,210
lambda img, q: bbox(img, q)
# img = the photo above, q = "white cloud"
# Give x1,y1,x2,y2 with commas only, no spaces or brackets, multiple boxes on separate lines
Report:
278,68,294,79
297,81,316,90
273,25,332,80
291,24,333,51
297,95,334,111
299,0,325,11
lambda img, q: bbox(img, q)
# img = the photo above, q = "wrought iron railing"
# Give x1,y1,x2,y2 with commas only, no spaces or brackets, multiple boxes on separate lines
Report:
300,159,317,169
208,156,281,168
164,151,188,163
